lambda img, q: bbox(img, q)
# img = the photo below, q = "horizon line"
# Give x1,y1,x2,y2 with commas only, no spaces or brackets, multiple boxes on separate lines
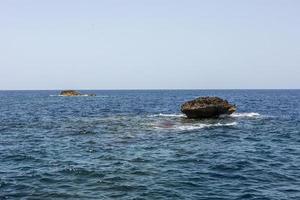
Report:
0,88,299,91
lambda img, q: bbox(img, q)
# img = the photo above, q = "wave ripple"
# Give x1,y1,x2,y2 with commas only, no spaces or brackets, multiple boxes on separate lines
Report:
0,90,299,199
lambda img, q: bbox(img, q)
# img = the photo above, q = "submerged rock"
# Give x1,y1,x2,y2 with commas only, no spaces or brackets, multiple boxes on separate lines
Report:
60,90,81,96
181,97,236,119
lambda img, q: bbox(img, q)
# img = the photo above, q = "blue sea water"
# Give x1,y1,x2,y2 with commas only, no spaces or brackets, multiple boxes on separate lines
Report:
0,90,299,200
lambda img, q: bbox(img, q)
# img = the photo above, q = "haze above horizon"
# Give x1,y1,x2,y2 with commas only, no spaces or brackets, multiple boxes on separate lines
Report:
1,0,299,89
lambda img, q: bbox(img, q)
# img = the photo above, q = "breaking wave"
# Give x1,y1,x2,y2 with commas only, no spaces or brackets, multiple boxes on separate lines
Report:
154,122,238,131
49,95,84,97
150,112,261,119
149,113,185,118
175,122,238,131
49,95,105,97
230,112,261,118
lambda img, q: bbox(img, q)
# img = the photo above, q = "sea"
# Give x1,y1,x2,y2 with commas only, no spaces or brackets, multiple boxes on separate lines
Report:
0,90,299,200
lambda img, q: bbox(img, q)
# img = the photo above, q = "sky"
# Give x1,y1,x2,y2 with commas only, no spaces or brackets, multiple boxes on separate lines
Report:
0,0,299,89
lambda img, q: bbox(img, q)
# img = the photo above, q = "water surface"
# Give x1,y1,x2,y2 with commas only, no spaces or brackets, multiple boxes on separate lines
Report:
0,90,299,199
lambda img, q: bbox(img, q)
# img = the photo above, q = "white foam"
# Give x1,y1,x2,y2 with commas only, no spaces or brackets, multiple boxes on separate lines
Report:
50,95,74,97
178,122,237,130
149,113,185,118
49,94,94,97
155,122,237,131
230,112,260,118
152,112,261,119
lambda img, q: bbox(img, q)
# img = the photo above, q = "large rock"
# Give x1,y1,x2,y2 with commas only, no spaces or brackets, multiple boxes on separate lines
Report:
181,97,236,119
60,90,81,96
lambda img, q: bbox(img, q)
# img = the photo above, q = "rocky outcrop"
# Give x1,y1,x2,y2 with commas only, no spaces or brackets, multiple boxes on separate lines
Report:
60,90,81,96
59,90,96,96
181,97,236,119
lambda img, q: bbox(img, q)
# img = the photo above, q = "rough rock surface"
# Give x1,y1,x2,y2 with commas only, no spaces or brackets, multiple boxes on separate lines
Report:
181,97,236,119
60,90,81,96
60,90,96,96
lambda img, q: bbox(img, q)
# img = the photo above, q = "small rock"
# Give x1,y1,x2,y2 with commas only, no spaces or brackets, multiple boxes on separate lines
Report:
60,90,81,96
59,90,96,97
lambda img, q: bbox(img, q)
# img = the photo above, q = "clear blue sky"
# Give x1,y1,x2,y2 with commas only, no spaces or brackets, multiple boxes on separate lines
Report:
1,0,299,89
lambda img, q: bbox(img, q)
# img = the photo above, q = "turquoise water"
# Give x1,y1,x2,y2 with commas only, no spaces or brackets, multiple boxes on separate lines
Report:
0,90,299,199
